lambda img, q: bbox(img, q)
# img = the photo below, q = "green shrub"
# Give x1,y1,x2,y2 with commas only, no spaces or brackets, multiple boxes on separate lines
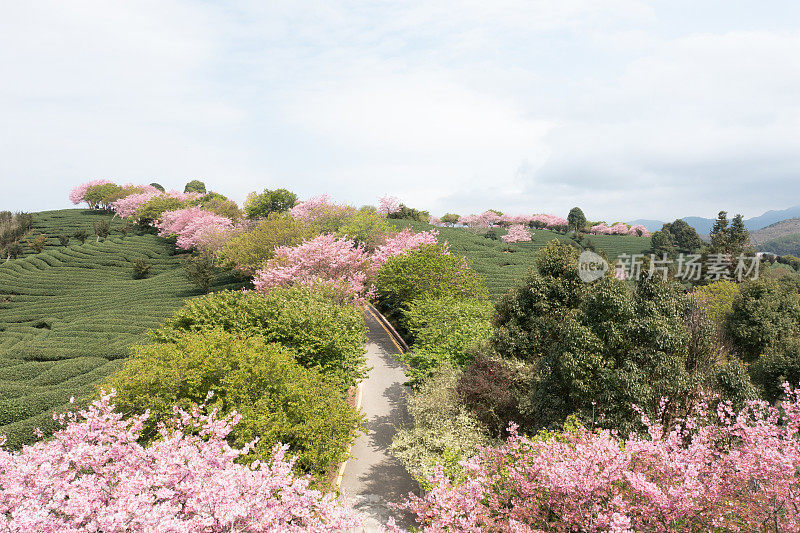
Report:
336,206,392,250
375,244,488,312
58,235,70,246
102,330,362,481
184,254,217,293
189,193,242,221
94,219,111,241
391,366,491,488
217,214,315,275
84,183,126,210
152,286,368,390
29,234,47,253
244,188,298,218
183,179,206,194
73,228,89,244
400,296,493,385
136,196,185,224
693,280,740,329
131,258,152,279
725,278,800,362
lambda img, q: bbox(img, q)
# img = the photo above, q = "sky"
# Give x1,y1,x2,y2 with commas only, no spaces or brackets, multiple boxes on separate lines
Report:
2,1,800,222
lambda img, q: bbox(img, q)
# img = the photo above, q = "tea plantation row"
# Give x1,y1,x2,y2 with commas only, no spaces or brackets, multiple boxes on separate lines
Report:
0,210,240,446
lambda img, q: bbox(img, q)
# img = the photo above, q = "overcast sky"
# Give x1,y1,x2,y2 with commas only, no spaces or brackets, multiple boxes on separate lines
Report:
2,1,799,221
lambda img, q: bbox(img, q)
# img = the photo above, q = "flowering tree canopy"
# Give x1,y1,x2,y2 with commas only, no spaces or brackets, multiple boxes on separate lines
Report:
371,228,439,271
0,391,362,532
253,234,371,299
501,224,532,243
400,388,800,532
157,208,234,250
69,179,113,207
530,213,568,229
378,196,401,216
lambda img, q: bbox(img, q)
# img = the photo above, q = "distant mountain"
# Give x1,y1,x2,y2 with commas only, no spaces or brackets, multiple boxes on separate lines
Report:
628,205,800,235
751,218,800,245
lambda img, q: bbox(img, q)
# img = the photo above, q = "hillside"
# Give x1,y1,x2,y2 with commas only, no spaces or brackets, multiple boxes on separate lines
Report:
0,209,241,447
751,217,800,245
629,205,800,234
387,220,652,300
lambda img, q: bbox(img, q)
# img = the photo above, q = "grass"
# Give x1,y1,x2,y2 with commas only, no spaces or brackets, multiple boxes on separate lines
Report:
388,220,652,300
0,209,242,447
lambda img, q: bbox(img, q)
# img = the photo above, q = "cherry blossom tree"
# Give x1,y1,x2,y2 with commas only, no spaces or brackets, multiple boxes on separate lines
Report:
0,391,363,532
378,196,401,216
400,388,800,532
370,228,439,272
531,214,568,230
69,179,112,207
501,224,532,243
253,234,371,299
157,208,234,250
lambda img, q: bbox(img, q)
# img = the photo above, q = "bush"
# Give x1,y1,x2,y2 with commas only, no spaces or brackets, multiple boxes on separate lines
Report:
135,196,185,224
131,258,152,279
217,214,315,275
73,228,88,244
491,240,738,436
335,206,393,250
189,193,242,221
387,203,430,223
375,244,488,312
102,330,362,481
4,241,21,259
151,286,368,390
149,182,165,192
693,279,739,329
244,188,298,218
390,366,490,488
58,235,70,246
400,296,493,385
726,278,800,362
93,219,111,241
184,254,217,293
457,355,524,438
29,234,47,253
183,179,206,194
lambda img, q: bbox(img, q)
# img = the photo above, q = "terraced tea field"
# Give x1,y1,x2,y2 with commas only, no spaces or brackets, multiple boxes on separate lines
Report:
0,210,241,447
388,220,651,300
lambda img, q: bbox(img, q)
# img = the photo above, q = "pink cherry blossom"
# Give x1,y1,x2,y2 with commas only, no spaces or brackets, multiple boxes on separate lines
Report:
253,234,371,299
401,388,800,531
501,225,532,243
0,391,363,532
69,179,113,207
371,229,439,272
157,208,234,250
531,214,568,230
112,191,161,218
627,224,651,237
378,196,401,216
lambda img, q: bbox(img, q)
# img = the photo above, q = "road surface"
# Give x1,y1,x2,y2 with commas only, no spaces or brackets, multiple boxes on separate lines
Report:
340,307,419,532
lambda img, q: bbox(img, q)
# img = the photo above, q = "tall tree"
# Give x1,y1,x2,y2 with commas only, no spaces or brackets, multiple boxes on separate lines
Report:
567,207,587,235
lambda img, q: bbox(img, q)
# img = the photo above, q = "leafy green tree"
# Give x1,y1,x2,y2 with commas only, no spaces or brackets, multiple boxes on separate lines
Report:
375,244,488,311
725,278,800,363
651,219,703,258
184,254,217,293
183,180,206,194
149,182,165,192
491,240,744,435
244,188,298,218
387,204,430,223
567,207,587,235
136,196,185,224
709,211,751,256
73,228,89,244
84,183,126,210
151,286,368,391
440,213,460,226
102,330,362,481
335,206,392,250
217,214,315,275
29,234,47,252
93,220,111,241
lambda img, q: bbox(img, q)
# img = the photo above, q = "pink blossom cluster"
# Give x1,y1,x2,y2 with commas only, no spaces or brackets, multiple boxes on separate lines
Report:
0,391,362,532
590,223,651,237
68,179,112,206
428,216,443,226
253,234,372,299
458,211,503,228
378,196,401,216
400,388,800,532
501,224,532,243
371,228,439,271
157,208,234,250
499,213,531,227
289,195,351,222
112,190,202,219
530,213,568,229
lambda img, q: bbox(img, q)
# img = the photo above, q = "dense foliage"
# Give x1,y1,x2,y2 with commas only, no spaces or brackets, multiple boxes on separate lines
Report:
151,286,368,391
102,330,362,480
244,188,298,218
401,389,800,532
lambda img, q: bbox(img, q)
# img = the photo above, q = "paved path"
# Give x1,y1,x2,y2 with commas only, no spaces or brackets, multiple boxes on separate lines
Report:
340,308,419,532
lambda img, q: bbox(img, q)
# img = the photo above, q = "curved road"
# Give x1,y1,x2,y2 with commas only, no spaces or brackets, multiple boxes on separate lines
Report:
340,308,419,532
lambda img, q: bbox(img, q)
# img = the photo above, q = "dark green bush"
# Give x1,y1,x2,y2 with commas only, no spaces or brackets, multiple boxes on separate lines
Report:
184,254,217,293
73,228,89,244
58,235,70,246
151,286,368,390
243,188,298,218
136,196,185,224
131,258,152,279
102,330,362,481
94,219,111,241
29,234,47,252
184,179,207,194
